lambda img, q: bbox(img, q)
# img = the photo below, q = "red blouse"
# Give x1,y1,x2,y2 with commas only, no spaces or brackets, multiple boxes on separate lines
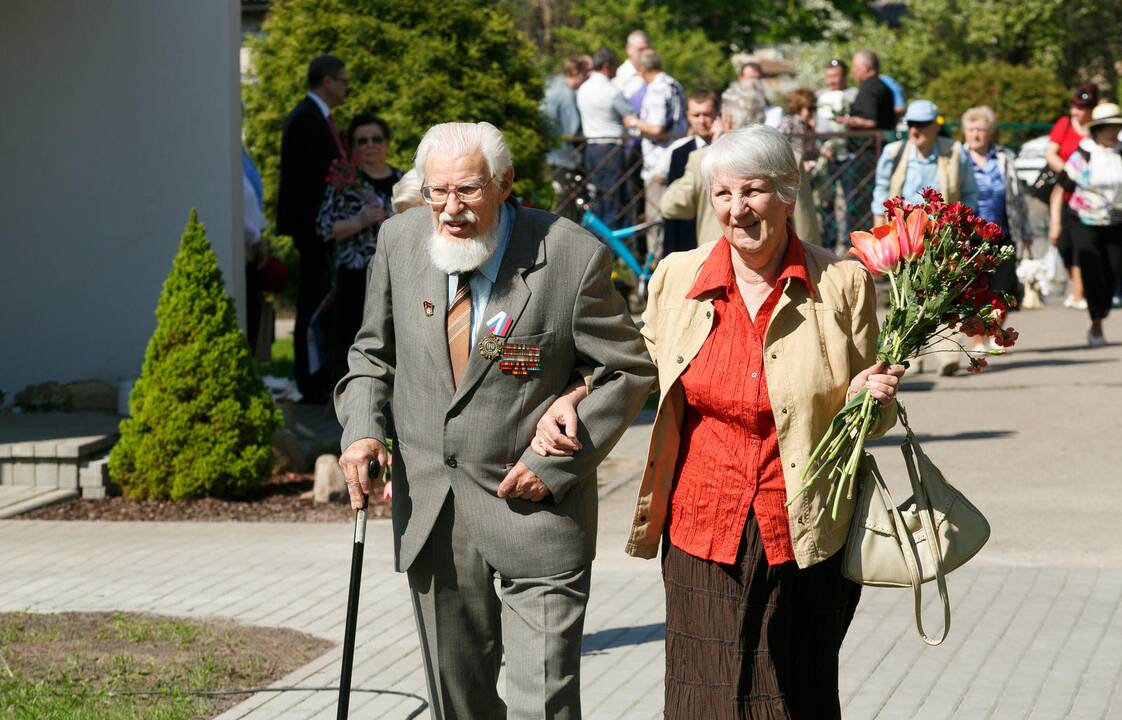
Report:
668,233,813,566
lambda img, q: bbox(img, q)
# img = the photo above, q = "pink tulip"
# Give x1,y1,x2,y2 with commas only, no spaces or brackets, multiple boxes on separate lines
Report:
895,209,928,260
849,223,902,275
382,480,393,501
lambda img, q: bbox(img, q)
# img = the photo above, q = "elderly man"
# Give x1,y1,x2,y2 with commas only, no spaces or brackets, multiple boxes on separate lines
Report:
871,99,978,224
660,84,822,248
336,121,656,719
623,49,685,258
613,29,651,104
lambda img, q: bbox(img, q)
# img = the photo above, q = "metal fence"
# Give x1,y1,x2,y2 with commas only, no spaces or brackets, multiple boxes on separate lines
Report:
548,124,1053,253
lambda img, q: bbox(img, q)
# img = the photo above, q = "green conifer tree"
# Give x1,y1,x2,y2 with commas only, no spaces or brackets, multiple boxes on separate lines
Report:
109,211,283,500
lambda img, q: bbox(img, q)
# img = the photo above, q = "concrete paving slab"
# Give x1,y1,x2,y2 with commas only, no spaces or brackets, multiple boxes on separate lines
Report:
1,303,1120,718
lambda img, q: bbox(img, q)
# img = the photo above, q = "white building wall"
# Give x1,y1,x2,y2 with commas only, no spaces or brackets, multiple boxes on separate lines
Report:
0,0,242,399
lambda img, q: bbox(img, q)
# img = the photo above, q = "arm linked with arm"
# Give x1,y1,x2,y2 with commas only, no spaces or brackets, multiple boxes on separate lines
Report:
519,246,658,501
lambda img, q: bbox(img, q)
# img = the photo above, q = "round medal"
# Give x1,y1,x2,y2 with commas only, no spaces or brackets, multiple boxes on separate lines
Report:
477,334,504,360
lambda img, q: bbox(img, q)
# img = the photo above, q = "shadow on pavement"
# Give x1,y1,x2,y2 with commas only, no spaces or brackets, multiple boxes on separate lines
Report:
983,356,1116,374
582,623,664,654
867,429,1016,447
1016,342,1116,354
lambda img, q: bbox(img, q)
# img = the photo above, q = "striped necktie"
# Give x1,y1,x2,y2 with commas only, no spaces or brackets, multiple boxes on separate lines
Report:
446,272,473,388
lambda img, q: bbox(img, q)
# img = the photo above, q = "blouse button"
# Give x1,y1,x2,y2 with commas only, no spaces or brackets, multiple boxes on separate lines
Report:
751,372,758,379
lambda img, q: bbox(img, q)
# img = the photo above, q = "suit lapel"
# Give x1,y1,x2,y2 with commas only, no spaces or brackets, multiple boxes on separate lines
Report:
450,206,541,407
414,242,456,398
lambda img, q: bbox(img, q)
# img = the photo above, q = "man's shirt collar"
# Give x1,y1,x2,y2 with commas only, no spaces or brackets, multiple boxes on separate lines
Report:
306,91,330,118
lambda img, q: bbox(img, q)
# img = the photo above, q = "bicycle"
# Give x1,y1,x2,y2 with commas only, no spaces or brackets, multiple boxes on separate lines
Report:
575,191,661,306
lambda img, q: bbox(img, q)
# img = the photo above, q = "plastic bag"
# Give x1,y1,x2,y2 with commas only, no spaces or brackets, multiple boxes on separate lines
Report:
1016,245,1067,299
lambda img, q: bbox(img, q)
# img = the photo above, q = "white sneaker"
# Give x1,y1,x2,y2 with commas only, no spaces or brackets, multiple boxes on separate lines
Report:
1065,295,1089,310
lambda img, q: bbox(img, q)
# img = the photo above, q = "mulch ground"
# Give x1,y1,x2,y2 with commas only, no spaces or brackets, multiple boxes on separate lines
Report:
15,472,391,523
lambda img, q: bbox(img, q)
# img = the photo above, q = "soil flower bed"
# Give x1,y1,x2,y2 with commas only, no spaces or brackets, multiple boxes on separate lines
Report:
15,472,391,523
0,611,332,719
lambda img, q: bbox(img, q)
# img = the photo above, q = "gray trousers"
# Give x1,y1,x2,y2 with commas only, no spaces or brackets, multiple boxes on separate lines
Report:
407,493,592,720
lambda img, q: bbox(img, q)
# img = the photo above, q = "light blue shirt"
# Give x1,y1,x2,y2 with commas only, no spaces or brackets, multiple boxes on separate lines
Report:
872,141,979,214
446,202,514,344
879,75,906,110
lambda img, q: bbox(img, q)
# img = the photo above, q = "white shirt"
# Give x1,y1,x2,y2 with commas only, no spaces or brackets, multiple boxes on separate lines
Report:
816,87,858,133
639,71,686,182
764,105,784,129
613,59,644,100
306,91,330,118
577,72,634,143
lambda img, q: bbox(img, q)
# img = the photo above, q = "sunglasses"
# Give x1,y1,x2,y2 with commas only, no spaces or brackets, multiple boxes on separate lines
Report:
907,121,935,129
355,135,385,146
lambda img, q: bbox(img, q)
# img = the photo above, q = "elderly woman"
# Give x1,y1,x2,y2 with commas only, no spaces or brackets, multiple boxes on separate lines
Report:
1059,102,1122,346
316,113,403,383
535,125,903,718
962,105,1030,350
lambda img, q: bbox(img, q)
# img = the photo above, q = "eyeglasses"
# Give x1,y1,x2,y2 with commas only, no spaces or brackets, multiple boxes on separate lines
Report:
354,135,385,147
421,176,495,205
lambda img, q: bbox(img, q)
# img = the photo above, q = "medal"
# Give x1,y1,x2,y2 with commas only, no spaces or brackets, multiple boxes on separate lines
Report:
499,342,541,375
477,334,504,360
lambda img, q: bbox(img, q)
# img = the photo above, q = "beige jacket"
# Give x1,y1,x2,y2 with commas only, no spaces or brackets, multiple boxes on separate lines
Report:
659,146,822,247
625,238,897,568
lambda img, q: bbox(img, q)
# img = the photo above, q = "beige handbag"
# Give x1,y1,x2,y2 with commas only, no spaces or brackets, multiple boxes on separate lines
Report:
842,406,990,645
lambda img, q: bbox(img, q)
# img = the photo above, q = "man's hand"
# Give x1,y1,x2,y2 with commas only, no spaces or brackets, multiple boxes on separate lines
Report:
497,463,550,502
339,438,391,510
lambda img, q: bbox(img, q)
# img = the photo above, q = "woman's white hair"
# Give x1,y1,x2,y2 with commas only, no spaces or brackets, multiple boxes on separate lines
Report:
700,125,800,204
961,105,997,134
390,167,423,213
414,121,512,183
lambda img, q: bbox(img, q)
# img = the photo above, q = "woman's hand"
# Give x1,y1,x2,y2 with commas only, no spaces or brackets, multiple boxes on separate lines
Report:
530,381,589,457
847,362,906,406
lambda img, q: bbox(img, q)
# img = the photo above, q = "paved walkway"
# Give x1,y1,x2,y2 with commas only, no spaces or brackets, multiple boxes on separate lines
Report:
2,303,1121,719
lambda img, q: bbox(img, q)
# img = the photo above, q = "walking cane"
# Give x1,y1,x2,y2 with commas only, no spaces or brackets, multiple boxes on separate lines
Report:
338,458,379,719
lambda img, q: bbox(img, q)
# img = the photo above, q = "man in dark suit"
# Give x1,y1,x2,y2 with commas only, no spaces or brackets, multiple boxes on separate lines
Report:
661,89,717,256
277,55,348,402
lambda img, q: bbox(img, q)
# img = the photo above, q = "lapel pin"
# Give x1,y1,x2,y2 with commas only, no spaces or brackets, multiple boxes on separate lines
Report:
423,300,434,317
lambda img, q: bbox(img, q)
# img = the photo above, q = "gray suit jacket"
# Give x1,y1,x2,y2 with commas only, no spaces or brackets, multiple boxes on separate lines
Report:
335,203,656,578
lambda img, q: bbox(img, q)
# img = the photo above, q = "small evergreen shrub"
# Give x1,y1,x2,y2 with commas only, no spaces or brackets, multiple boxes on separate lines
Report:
109,211,283,500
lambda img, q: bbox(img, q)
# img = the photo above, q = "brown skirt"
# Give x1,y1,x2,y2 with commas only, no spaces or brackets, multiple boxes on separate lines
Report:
662,511,861,720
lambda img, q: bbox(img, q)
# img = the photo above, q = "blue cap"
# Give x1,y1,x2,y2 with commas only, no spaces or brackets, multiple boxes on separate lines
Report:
904,99,939,124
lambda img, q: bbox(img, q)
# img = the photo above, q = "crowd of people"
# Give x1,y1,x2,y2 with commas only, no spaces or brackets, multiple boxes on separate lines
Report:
238,40,1119,719
538,35,1122,353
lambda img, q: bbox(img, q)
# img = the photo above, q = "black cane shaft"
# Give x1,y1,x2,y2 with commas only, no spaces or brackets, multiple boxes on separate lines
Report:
338,460,378,719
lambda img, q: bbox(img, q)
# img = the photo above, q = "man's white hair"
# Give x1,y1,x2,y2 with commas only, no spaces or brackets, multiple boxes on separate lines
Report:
700,125,800,204
414,121,513,184
626,30,650,48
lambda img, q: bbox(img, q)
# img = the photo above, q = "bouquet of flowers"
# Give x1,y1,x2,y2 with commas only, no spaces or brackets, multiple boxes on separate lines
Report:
790,188,1019,521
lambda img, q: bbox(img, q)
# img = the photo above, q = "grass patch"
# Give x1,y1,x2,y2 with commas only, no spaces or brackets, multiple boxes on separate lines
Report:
258,337,294,379
0,611,331,719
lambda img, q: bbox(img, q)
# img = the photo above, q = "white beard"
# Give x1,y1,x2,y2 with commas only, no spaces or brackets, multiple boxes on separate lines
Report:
427,209,501,274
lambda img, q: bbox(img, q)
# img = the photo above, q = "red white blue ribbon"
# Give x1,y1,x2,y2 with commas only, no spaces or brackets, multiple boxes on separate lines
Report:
485,311,513,338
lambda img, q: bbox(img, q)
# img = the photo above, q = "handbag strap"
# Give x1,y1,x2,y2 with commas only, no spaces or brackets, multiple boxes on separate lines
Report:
900,437,952,645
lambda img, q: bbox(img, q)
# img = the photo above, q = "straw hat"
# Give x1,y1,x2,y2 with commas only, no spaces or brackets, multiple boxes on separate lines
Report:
1088,102,1122,129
